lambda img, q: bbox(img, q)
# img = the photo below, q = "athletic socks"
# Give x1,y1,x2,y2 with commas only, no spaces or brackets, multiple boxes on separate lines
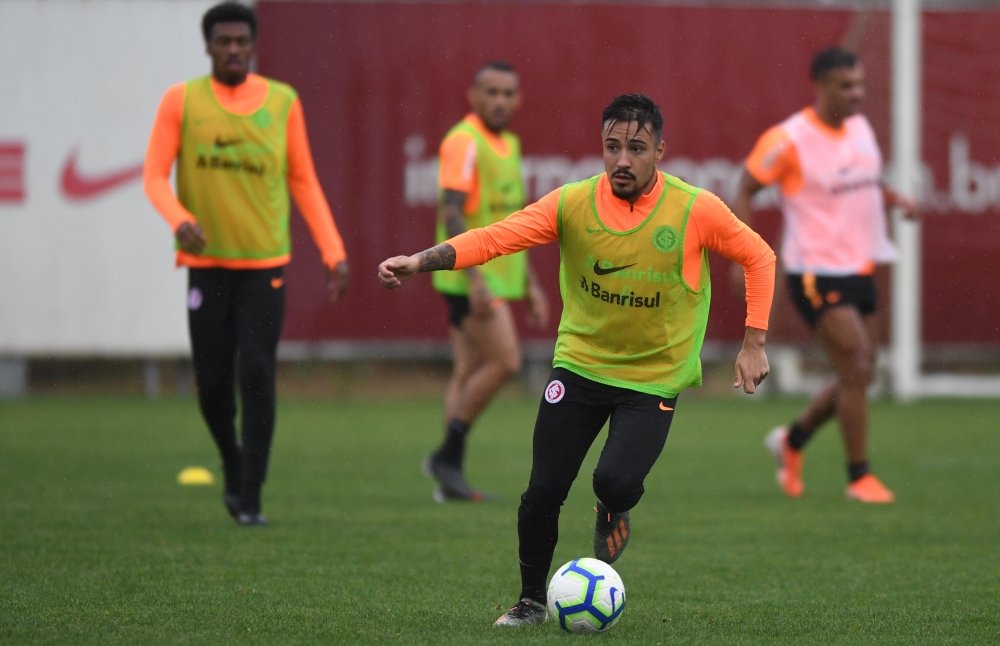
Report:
786,423,870,482
436,418,471,466
786,422,813,451
848,461,870,483
240,480,262,515
518,560,548,606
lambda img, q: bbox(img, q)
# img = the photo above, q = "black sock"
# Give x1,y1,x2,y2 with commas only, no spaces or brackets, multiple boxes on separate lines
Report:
518,561,547,605
786,422,813,451
848,461,870,482
436,418,470,466
240,480,262,515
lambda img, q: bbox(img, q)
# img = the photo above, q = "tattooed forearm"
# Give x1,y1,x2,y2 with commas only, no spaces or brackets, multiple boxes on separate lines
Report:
416,244,456,272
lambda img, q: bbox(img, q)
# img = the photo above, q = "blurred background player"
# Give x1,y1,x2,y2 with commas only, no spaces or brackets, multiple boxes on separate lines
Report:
379,94,775,626
424,61,549,502
732,46,917,504
143,1,349,525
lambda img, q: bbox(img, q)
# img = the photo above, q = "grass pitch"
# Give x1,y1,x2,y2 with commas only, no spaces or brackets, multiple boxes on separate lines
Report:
1,392,998,644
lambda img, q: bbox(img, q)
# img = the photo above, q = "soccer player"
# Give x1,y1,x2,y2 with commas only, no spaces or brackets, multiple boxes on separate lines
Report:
378,94,775,626
424,61,548,502
143,2,349,526
732,46,917,504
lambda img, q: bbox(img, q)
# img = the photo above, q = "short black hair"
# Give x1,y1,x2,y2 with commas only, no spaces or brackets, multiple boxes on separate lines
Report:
474,60,516,83
601,93,663,142
810,46,858,81
202,2,257,43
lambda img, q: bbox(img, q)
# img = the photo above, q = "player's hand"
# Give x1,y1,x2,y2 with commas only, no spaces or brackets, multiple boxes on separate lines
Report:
895,194,920,220
733,328,769,394
526,282,549,328
175,221,206,254
326,260,349,302
378,255,420,289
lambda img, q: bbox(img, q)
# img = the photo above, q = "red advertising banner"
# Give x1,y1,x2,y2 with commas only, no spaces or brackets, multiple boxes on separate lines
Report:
255,3,999,345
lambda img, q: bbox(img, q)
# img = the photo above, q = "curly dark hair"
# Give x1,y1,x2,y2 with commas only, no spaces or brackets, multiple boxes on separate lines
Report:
202,2,257,43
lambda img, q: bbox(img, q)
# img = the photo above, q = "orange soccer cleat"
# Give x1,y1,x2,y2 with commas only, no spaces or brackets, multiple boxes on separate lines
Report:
845,474,896,504
765,427,804,498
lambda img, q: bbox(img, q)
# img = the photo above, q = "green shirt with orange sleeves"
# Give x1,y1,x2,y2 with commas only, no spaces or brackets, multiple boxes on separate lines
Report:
554,172,710,397
176,75,295,262
432,118,527,299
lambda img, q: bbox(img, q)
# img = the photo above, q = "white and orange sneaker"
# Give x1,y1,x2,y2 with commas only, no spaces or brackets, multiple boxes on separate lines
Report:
765,427,804,498
845,474,895,504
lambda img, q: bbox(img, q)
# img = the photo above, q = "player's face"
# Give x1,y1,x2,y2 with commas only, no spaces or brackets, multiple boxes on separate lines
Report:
818,63,865,120
468,70,520,133
602,119,664,202
207,21,255,86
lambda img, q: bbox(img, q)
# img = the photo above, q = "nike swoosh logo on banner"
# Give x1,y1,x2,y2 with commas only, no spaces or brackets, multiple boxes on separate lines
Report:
593,261,636,276
60,149,142,201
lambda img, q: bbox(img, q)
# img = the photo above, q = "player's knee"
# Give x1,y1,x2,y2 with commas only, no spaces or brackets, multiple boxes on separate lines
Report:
842,356,875,387
593,470,643,511
195,373,232,402
486,349,521,379
520,480,570,513
499,351,523,378
239,354,275,388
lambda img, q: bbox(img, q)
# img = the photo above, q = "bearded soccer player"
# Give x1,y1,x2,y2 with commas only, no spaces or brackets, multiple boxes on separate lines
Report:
732,46,917,504
378,94,775,626
143,2,349,526
424,61,548,502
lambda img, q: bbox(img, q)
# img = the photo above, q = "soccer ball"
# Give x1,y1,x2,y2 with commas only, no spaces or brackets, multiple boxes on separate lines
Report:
547,557,626,633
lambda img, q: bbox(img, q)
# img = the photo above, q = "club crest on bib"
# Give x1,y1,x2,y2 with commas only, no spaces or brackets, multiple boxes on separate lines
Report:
653,225,678,253
187,287,203,311
252,109,272,129
545,379,566,404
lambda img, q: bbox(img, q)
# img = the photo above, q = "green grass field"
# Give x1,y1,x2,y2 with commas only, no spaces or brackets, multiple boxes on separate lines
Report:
2,392,998,644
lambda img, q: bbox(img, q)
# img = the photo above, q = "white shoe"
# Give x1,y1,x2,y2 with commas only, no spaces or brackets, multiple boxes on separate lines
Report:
494,598,547,626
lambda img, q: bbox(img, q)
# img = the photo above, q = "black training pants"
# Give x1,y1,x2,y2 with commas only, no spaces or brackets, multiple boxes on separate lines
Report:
187,267,285,493
517,367,677,596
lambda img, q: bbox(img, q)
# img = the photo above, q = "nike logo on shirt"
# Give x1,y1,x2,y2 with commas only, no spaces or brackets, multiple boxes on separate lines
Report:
214,136,244,148
593,261,636,276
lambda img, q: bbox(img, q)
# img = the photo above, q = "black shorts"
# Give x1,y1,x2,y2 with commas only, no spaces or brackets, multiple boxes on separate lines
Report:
443,294,471,328
786,273,876,328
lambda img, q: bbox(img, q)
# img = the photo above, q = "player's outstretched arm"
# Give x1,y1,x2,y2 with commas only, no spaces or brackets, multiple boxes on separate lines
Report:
377,243,456,289
733,327,769,395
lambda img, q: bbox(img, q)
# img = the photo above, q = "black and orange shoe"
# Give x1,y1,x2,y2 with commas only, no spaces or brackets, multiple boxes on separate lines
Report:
423,452,493,503
594,502,630,564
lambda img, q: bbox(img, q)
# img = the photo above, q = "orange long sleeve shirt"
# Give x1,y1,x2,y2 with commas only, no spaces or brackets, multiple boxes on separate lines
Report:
448,172,775,330
143,73,346,269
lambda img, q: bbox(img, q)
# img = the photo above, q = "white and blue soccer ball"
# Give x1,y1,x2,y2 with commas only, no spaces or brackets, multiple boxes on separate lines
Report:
547,557,626,633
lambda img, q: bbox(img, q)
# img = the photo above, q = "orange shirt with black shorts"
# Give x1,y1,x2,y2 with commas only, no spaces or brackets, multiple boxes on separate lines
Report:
745,107,892,326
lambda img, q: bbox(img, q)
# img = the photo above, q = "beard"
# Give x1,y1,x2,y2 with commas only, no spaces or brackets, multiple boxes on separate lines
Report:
610,171,644,201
